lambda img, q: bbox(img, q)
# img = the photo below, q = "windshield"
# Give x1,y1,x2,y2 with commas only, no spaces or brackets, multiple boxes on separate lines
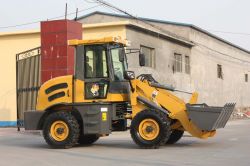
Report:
111,47,127,81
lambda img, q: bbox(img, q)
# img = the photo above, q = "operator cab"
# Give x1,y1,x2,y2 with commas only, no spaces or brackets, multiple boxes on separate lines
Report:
69,37,130,100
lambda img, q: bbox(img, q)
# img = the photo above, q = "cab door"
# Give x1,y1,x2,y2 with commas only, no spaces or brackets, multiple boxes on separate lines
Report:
83,45,110,100
108,46,130,95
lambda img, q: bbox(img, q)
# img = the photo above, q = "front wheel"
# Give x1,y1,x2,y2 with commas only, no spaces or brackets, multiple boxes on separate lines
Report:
130,110,170,149
43,111,80,149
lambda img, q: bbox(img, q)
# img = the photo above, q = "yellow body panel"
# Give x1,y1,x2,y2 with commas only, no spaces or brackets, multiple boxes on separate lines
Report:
130,79,216,139
36,76,73,111
36,76,128,111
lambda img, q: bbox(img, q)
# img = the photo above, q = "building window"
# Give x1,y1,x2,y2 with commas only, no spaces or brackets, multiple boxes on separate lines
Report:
173,53,182,73
185,56,190,74
140,45,155,68
217,64,223,79
245,74,248,82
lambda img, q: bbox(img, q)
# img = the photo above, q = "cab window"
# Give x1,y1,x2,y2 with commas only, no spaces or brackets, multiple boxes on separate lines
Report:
85,46,108,78
111,48,126,81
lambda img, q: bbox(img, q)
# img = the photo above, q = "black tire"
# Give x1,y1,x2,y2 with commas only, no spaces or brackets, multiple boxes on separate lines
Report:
43,111,80,149
130,110,171,149
166,130,184,144
78,134,99,145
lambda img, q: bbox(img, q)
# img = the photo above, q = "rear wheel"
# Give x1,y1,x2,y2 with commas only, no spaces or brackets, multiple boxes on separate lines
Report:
130,110,170,149
166,130,184,144
78,134,99,145
43,111,80,149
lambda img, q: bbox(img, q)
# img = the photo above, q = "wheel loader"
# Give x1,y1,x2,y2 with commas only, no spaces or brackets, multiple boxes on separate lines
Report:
22,35,235,149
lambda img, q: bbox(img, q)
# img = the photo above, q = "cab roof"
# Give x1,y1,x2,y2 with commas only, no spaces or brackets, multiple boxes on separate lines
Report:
68,36,129,46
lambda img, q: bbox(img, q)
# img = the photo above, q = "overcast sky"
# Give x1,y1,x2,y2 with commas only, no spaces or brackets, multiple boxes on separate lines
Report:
0,0,249,50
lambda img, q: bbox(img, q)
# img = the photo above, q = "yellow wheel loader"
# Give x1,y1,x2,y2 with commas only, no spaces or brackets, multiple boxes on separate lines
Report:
21,36,235,149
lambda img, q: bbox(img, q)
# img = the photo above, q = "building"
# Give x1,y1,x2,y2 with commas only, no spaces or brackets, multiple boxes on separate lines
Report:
77,11,250,107
0,11,249,126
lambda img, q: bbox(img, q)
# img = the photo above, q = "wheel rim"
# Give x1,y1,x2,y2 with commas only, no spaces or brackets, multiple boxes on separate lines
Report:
50,120,69,141
138,118,160,141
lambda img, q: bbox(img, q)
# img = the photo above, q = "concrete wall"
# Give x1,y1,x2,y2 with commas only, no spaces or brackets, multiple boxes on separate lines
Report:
136,21,250,106
83,23,126,39
145,21,250,106
189,29,250,106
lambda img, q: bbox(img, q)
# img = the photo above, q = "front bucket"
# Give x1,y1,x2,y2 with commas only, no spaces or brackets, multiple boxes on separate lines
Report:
186,103,235,131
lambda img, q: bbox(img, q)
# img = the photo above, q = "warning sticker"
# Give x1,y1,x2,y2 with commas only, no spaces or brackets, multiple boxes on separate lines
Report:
102,112,107,121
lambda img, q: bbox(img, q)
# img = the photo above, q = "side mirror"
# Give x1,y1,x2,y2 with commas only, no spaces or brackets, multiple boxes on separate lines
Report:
139,53,145,66
119,49,125,62
124,71,135,80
